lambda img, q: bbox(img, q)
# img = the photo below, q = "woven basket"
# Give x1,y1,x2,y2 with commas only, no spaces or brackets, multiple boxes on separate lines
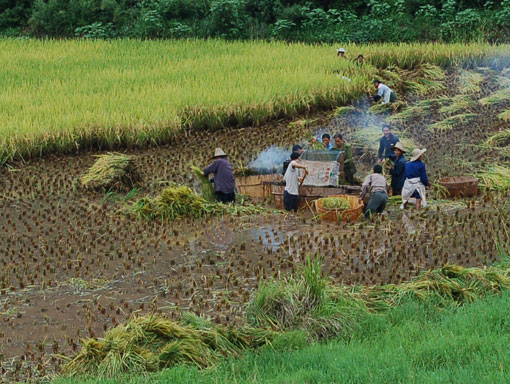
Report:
438,176,478,198
315,195,363,223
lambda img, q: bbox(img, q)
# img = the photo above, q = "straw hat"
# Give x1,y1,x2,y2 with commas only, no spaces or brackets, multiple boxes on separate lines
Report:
212,148,227,158
393,141,406,153
410,148,426,162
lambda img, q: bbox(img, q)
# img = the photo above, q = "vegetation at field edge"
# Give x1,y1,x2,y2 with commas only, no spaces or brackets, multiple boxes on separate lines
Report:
53,290,510,384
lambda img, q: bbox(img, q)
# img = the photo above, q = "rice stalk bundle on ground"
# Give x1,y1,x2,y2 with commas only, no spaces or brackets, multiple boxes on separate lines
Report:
458,69,484,94
129,185,268,220
479,88,510,106
498,110,510,122
484,130,510,147
477,166,510,191
81,153,140,191
62,314,276,378
429,113,476,131
438,95,476,115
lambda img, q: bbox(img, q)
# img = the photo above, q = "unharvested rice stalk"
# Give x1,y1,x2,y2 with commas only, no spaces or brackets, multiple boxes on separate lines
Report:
479,88,510,106
429,113,476,131
81,153,140,191
477,166,510,191
498,110,510,122
458,69,484,94
438,95,476,115
191,166,216,202
62,314,276,378
129,185,269,221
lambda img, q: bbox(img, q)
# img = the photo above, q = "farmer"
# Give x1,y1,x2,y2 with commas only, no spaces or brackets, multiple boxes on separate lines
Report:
373,79,397,104
360,164,388,219
283,151,309,213
310,133,333,150
400,148,429,210
386,141,407,196
378,124,400,162
332,133,356,185
354,54,364,68
282,144,303,175
337,48,346,58
204,148,236,204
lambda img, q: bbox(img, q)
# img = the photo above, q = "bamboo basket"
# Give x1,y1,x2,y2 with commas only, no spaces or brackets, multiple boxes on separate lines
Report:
438,176,478,197
315,195,363,223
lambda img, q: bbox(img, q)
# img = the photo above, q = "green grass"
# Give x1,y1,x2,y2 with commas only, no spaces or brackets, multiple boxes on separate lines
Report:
0,39,509,163
53,291,510,384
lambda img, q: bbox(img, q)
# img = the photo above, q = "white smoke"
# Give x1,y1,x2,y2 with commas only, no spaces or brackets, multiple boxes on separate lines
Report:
248,146,290,174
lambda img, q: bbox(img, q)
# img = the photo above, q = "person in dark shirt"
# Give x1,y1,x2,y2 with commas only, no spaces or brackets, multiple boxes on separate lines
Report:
401,148,429,210
378,124,399,163
386,141,406,196
204,148,235,203
333,133,356,185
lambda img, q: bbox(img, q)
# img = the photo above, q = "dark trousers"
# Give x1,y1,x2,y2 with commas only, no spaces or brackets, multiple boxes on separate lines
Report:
392,187,402,196
216,191,235,203
284,191,299,212
364,191,388,219
390,91,397,102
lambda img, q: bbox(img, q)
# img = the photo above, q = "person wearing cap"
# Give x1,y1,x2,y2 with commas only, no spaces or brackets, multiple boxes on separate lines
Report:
204,148,236,203
373,79,397,104
337,48,346,58
332,133,356,185
283,151,309,213
282,145,304,175
360,164,388,219
386,141,407,196
378,124,400,163
400,148,429,210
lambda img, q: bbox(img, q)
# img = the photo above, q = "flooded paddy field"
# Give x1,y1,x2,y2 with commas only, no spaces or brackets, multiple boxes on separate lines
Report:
1,65,510,381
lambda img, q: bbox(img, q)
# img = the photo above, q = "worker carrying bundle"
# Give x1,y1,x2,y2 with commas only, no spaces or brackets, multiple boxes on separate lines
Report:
204,148,235,203
372,79,397,104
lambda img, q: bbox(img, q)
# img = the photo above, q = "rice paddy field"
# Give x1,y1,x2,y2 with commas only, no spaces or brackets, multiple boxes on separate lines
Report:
1,40,510,382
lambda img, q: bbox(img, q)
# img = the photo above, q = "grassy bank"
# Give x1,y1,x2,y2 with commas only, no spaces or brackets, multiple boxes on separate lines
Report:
1,39,509,163
54,290,510,384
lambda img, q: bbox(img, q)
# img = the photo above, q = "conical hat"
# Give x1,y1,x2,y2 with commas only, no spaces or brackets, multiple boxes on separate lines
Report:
410,148,426,162
212,148,227,158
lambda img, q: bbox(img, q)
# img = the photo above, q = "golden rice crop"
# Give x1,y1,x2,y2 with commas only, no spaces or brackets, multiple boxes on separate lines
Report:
81,152,139,191
0,40,509,164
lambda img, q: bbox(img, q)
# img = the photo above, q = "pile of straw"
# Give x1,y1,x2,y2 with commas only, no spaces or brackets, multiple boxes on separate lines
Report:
62,314,275,377
130,185,268,220
81,153,140,191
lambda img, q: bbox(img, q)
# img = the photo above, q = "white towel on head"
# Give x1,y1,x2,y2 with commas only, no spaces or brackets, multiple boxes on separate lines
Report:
400,177,427,209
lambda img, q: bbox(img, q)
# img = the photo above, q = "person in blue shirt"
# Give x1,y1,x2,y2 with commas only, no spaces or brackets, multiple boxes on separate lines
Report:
386,141,406,196
401,148,429,210
310,133,333,150
378,124,399,163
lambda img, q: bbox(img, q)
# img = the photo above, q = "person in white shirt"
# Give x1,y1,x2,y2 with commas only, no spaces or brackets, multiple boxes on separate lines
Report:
373,79,397,104
283,151,309,212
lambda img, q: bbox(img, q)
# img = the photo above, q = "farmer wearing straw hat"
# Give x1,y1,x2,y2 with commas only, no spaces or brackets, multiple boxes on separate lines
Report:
204,148,236,203
386,141,407,196
337,48,346,58
400,148,429,210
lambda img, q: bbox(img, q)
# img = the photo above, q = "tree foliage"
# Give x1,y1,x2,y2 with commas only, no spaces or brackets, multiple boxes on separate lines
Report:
0,0,509,42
